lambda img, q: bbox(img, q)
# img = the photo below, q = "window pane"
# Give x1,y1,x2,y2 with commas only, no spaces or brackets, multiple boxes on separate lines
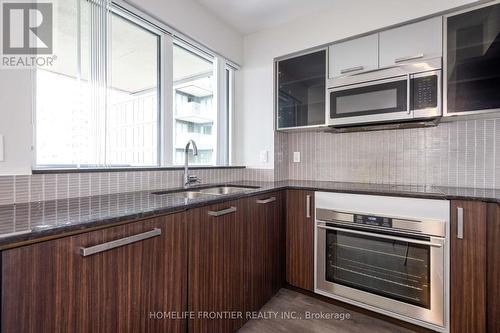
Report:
36,0,85,166
108,13,160,166
173,44,216,165
36,1,160,168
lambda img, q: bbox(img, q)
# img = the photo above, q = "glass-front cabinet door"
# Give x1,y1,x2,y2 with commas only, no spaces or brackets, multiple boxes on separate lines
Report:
446,3,500,114
276,50,327,129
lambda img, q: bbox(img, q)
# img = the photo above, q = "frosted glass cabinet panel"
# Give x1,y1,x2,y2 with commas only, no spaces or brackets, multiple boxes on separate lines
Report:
446,3,500,114
276,50,327,129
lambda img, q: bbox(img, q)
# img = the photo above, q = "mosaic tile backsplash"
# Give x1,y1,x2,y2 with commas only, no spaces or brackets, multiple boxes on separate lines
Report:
0,168,274,205
275,118,500,189
2,116,499,207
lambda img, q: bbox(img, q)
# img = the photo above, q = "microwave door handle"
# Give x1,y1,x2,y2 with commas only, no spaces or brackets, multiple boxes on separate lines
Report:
329,74,409,92
316,225,443,247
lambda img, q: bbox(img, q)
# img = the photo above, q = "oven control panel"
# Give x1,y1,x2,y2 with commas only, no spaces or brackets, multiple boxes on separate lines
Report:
354,214,392,228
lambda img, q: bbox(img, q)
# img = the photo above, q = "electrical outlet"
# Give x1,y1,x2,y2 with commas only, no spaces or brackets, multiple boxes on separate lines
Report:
0,135,4,162
293,151,300,163
259,150,269,163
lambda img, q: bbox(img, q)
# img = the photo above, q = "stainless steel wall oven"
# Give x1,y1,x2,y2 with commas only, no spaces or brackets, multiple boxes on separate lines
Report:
315,192,450,332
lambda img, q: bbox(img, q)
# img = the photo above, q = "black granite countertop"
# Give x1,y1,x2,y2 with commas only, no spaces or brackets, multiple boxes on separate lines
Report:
0,180,499,248
283,180,500,202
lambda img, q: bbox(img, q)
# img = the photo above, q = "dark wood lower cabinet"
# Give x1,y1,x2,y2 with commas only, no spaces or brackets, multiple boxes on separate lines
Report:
187,194,285,333
1,194,285,333
187,200,247,333
1,213,187,333
487,203,500,333
247,191,284,311
450,200,487,333
7,192,499,333
285,190,314,291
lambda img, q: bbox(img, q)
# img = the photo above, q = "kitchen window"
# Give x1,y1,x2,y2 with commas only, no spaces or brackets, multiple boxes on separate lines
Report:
172,43,216,165
34,0,236,169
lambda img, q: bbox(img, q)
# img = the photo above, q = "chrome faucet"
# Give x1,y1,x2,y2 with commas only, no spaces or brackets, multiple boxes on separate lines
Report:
183,140,200,188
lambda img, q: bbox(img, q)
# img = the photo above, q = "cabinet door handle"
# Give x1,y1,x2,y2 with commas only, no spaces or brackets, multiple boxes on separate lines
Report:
340,65,364,74
80,228,161,257
256,197,276,204
208,206,237,217
306,195,311,218
457,207,464,239
395,53,424,63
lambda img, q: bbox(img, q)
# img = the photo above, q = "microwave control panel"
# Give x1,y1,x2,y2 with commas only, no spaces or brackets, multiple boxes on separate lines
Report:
411,75,438,110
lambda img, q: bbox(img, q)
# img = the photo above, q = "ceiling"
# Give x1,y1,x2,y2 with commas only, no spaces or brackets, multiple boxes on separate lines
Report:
195,0,340,34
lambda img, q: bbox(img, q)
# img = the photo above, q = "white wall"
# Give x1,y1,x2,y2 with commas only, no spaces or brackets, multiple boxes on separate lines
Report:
0,0,242,175
235,0,482,169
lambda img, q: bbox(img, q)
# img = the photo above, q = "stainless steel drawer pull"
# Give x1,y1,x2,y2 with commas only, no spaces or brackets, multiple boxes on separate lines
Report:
208,206,237,217
395,54,424,63
256,197,276,204
306,195,311,218
80,228,161,257
340,66,364,74
457,207,464,239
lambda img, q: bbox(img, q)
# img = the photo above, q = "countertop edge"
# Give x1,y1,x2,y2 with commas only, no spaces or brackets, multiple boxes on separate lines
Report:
0,182,498,249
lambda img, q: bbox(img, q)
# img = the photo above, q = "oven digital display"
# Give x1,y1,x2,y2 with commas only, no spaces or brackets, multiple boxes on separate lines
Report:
354,214,392,228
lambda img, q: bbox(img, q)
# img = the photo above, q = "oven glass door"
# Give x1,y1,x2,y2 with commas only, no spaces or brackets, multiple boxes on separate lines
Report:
330,76,408,119
325,228,431,309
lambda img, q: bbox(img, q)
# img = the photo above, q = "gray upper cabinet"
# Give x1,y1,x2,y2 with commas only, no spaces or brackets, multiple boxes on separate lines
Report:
379,17,443,67
328,34,379,78
276,49,327,130
445,2,500,115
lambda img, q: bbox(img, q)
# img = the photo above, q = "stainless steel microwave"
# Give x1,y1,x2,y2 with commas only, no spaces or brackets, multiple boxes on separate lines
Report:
327,58,442,127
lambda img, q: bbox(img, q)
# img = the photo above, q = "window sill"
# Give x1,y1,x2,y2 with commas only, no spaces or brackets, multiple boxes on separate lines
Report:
32,165,246,174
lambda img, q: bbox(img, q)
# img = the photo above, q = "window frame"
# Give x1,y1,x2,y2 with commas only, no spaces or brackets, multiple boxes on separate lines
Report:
32,3,164,169
225,64,236,165
32,0,238,171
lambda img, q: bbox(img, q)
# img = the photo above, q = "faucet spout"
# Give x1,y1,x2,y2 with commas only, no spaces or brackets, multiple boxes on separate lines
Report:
185,139,198,158
183,140,199,188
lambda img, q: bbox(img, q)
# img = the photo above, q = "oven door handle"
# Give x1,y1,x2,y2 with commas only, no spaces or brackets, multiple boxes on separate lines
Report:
316,225,443,247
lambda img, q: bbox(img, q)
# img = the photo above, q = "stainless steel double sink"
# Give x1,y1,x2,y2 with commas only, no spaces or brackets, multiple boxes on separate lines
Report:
151,185,260,199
